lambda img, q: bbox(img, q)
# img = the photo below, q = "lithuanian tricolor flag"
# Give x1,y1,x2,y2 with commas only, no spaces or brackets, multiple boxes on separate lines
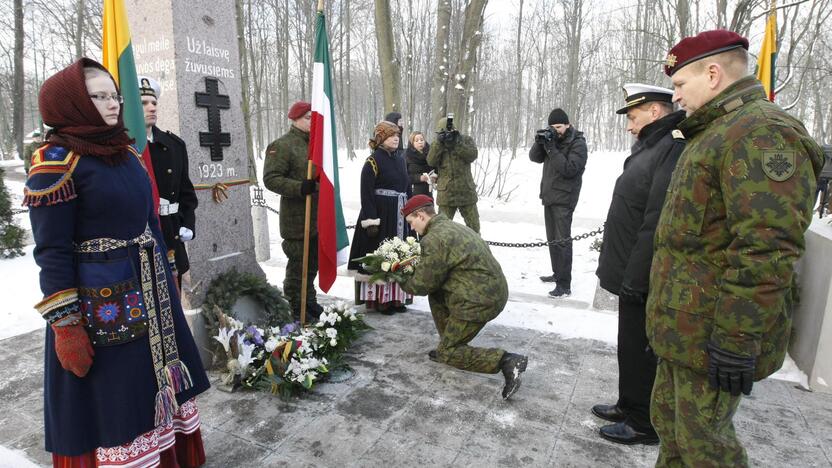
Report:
755,0,777,101
102,0,160,208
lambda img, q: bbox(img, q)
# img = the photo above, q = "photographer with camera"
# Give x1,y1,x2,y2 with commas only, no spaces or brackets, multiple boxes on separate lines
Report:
529,108,588,297
427,114,480,233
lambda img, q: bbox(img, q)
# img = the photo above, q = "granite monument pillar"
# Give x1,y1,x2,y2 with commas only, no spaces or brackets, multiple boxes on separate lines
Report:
126,0,264,312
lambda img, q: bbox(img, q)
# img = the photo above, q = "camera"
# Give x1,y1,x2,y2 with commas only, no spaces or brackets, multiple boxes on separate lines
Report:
535,127,556,143
437,113,459,144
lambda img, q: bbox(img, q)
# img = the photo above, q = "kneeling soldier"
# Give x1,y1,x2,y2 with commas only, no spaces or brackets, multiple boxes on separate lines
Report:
399,194,528,399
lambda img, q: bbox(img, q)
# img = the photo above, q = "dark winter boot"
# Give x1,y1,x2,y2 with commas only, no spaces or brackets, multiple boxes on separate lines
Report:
548,284,571,298
500,352,529,400
539,274,557,283
306,302,323,320
427,349,439,362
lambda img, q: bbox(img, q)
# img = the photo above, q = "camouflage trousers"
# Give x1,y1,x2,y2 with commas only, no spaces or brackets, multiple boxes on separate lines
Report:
439,203,480,234
651,360,748,468
429,293,504,374
282,238,319,312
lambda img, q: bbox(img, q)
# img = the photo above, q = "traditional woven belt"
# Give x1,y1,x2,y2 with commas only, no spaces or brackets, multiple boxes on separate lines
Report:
75,225,192,426
374,189,407,239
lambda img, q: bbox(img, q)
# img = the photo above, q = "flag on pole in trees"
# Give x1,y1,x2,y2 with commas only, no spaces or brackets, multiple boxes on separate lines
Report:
309,8,349,293
102,0,160,209
755,0,777,102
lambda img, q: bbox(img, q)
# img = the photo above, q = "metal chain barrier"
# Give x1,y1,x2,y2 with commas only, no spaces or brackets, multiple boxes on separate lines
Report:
484,226,604,248
11,208,28,215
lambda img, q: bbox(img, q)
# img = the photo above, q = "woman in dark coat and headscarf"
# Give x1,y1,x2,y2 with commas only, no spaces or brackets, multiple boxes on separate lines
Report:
348,121,413,313
405,131,436,196
25,58,210,467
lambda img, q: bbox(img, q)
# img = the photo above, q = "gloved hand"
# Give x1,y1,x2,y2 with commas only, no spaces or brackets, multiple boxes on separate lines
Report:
51,315,94,378
179,226,194,241
619,284,647,304
300,179,318,196
707,343,755,396
366,225,379,238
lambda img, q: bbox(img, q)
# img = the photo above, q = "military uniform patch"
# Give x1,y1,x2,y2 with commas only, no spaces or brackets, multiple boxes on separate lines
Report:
762,151,795,182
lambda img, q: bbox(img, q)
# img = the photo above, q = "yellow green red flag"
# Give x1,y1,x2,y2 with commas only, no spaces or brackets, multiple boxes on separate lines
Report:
102,0,160,206
755,1,777,101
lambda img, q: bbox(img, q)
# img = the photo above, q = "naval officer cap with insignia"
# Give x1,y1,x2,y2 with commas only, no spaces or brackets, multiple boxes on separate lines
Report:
618,83,675,136
616,83,674,114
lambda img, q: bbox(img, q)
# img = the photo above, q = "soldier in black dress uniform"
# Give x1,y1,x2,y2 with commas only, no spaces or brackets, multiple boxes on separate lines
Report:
140,76,198,285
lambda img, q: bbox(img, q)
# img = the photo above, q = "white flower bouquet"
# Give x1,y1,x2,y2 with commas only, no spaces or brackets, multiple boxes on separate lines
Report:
212,302,368,397
354,236,421,284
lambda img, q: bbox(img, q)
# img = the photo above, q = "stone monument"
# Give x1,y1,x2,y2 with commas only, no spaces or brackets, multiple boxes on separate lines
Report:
125,1,264,331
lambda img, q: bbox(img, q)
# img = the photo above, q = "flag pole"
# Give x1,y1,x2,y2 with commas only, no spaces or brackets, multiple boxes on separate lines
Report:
300,0,325,326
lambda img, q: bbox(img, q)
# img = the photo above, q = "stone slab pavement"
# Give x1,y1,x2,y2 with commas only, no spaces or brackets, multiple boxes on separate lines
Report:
2,309,831,467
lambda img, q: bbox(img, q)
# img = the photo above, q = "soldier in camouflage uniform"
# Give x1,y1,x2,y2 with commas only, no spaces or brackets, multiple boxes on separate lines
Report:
263,101,323,320
22,130,43,174
649,30,824,467
427,117,480,233
399,194,528,400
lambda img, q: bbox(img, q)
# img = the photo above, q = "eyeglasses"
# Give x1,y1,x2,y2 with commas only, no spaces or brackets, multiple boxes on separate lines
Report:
89,93,124,104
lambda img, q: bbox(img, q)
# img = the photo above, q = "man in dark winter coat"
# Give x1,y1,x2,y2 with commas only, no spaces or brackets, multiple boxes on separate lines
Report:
592,83,686,446
529,108,587,297
264,101,323,320
399,194,528,400
140,76,198,284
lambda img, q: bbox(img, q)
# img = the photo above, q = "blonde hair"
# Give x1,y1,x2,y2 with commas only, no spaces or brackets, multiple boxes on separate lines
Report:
408,131,424,147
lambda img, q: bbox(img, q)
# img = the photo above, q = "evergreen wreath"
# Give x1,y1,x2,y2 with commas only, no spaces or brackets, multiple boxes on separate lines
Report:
202,269,293,341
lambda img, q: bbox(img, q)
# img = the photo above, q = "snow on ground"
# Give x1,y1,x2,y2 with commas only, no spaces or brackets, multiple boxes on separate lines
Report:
0,446,40,468
0,150,810,384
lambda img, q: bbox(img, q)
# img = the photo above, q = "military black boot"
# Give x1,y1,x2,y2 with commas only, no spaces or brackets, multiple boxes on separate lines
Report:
548,283,571,298
500,353,529,400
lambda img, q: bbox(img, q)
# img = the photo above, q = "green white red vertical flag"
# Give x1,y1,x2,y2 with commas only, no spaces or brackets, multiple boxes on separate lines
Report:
309,9,349,293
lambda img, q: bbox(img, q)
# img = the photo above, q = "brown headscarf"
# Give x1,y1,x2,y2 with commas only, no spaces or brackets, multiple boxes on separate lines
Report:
38,57,133,158
368,120,400,150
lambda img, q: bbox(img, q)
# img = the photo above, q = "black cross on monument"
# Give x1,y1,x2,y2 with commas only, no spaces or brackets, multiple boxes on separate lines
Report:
195,77,231,161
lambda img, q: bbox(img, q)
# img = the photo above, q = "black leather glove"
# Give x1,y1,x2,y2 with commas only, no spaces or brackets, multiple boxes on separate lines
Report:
707,343,755,396
619,284,647,305
365,225,379,238
300,179,318,196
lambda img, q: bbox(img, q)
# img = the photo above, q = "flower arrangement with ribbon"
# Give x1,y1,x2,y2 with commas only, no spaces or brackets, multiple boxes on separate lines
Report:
353,236,422,284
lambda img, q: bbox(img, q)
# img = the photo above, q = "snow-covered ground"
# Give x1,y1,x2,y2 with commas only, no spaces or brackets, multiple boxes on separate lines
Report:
0,148,807,384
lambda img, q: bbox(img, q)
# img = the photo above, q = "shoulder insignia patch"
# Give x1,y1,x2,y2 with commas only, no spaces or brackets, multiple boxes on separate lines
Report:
366,157,379,177
671,129,685,140
762,151,796,182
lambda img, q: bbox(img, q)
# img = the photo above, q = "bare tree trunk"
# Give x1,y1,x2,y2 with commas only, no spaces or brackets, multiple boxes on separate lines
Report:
510,0,524,159
234,0,257,181
75,0,85,58
430,0,452,127
676,0,689,39
374,0,401,113
13,0,24,161
449,0,488,133
560,0,584,120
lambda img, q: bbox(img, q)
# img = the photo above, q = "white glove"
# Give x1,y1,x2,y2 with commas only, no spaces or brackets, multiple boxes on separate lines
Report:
179,226,194,241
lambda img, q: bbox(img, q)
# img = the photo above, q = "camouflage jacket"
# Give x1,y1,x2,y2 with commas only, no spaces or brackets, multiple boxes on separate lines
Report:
646,76,823,379
402,214,508,322
263,126,317,240
427,135,478,207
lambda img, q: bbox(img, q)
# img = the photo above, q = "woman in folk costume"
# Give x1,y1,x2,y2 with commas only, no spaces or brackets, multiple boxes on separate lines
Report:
25,58,210,468
348,120,414,314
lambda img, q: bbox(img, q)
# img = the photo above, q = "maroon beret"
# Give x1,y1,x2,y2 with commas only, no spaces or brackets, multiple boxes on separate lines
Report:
287,101,311,120
664,29,749,76
401,194,434,217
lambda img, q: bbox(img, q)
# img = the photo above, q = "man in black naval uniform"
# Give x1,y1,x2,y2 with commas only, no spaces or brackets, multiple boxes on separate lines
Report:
140,76,198,285
592,83,686,445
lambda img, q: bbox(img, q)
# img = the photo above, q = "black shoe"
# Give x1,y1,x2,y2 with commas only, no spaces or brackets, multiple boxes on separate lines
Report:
599,421,659,445
393,304,408,313
539,274,557,283
427,349,438,362
591,404,627,423
500,353,529,400
548,285,571,297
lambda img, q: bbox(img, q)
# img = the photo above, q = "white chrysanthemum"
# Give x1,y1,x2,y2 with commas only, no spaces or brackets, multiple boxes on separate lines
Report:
264,336,280,353
381,261,391,271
